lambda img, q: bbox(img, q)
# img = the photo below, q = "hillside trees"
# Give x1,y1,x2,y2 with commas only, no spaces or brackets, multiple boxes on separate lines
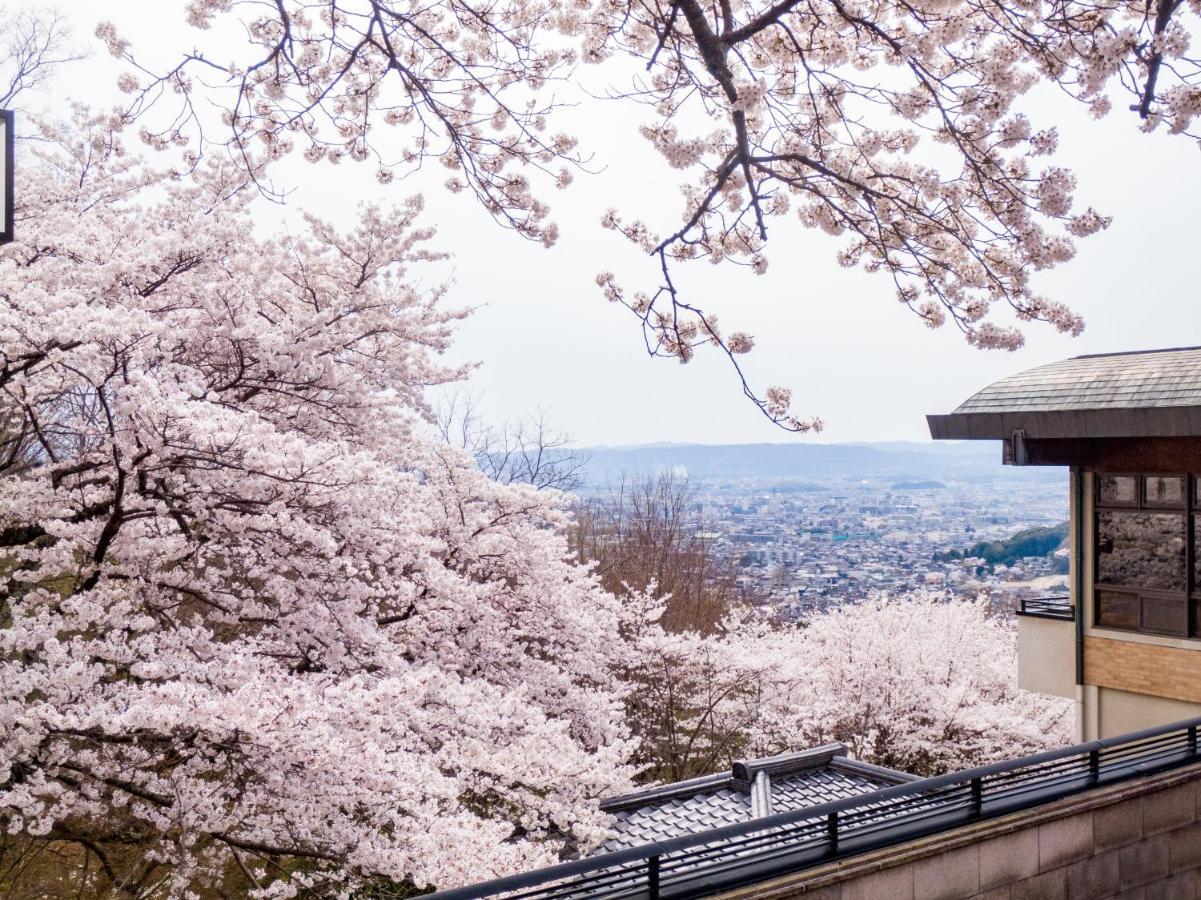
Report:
944,522,1070,567
0,112,637,896
792,595,1072,774
107,0,1201,424
572,471,735,634
623,593,1072,782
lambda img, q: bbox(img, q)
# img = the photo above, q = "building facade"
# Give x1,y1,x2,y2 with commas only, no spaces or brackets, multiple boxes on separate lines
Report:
929,346,1201,739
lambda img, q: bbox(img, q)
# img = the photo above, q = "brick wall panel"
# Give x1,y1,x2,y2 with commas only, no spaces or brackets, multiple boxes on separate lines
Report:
1085,637,1201,704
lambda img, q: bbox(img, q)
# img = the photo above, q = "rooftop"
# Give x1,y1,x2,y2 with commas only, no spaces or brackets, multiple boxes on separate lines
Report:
598,744,916,853
427,718,1201,900
928,346,1201,440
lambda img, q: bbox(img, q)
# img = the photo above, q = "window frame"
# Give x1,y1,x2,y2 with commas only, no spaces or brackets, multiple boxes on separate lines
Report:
1142,474,1187,510
1096,474,1140,509
1093,471,1194,639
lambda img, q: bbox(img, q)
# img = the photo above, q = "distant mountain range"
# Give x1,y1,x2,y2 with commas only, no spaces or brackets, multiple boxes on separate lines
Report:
574,441,1065,487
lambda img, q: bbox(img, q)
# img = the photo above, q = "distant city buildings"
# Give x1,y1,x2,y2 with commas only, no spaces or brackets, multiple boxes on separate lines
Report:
682,477,1068,618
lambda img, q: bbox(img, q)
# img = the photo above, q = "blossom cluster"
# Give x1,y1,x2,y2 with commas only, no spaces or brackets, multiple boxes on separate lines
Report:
104,0,581,245
626,593,1073,780
0,113,635,895
116,0,1201,427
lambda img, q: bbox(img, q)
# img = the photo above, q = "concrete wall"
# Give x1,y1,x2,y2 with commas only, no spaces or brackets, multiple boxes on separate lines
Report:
718,762,1201,900
1017,616,1075,699
1096,686,1201,738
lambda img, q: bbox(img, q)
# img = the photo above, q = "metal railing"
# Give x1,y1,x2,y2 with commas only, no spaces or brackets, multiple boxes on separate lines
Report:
1018,596,1074,620
429,716,1201,900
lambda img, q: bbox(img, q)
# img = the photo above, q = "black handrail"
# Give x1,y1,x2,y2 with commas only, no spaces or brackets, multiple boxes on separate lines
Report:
1018,596,1074,620
428,716,1201,899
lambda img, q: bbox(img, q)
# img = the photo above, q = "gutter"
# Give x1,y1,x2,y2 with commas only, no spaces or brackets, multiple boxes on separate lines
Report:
1074,465,1085,687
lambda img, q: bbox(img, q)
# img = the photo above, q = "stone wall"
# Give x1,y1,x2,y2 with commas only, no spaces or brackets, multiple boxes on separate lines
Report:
718,763,1201,900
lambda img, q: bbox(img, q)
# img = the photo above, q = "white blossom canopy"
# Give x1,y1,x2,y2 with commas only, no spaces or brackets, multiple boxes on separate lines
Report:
0,111,636,894
105,0,1200,425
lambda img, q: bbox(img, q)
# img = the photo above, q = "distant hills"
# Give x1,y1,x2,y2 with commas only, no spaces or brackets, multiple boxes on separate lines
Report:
936,523,1070,570
574,441,1065,487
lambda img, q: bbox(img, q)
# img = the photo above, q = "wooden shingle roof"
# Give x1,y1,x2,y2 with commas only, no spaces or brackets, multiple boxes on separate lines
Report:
928,347,1201,440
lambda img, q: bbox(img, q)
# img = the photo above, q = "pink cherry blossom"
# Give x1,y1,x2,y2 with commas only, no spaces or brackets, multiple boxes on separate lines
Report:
0,111,636,895
117,0,1201,425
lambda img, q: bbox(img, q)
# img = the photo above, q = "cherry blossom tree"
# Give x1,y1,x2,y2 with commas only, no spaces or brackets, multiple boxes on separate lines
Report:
100,0,1201,426
621,603,809,783
0,13,1084,895
0,111,637,896
624,593,1071,782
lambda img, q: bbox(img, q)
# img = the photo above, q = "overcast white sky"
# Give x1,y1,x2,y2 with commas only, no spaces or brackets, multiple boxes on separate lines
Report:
42,1,1201,446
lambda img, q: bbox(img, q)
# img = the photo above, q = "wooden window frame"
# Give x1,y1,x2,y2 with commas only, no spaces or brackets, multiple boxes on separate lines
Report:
1096,474,1139,509
1094,471,1193,639
1142,474,1187,509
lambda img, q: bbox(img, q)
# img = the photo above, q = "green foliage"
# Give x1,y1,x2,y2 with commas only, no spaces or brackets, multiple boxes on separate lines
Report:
935,523,1068,567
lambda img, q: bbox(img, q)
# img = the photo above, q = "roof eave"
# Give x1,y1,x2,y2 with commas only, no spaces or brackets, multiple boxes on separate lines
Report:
599,771,733,813
928,406,1201,441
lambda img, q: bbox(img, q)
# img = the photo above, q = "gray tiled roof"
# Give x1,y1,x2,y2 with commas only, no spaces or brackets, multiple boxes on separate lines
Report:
952,347,1201,414
601,784,751,851
598,745,916,853
771,767,889,809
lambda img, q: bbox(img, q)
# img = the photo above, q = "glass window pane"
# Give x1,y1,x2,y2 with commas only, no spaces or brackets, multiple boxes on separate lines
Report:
1096,510,1186,591
1193,521,1201,586
1097,590,1139,630
1145,476,1185,507
1098,475,1138,506
1142,595,1187,635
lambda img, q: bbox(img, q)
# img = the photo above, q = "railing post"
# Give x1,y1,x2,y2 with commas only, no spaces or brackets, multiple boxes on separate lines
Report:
648,854,660,900
827,811,839,856
1189,725,1198,757
1089,748,1100,784
970,777,983,817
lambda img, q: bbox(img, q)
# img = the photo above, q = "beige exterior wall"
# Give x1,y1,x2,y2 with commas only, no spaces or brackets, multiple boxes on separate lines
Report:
1016,615,1075,699
1096,686,1201,737
1085,635,1201,704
